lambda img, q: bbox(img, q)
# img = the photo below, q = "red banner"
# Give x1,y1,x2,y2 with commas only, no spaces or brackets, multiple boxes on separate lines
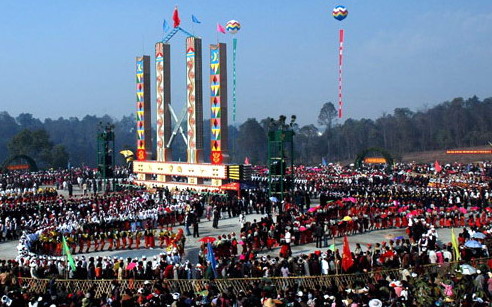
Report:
6,164,29,171
364,157,386,164
136,149,146,161
210,151,223,165
220,182,240,191
446,150,492,154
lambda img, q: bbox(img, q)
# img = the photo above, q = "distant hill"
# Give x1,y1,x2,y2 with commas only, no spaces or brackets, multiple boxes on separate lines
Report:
400,146,492,164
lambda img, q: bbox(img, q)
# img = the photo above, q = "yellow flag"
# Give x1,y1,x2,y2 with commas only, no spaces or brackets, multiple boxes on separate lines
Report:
451,228,461,261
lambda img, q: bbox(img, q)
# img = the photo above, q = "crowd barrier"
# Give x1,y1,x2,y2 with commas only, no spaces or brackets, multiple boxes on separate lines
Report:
15,258,491,298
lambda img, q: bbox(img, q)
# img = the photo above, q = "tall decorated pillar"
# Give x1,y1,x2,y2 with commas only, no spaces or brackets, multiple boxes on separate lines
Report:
210,43,228,166
136,56,152,162
186,37,203,184
155,42,172,162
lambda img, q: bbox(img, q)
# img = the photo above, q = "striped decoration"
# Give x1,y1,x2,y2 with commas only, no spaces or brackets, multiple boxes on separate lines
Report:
136,57,145,151
333,5,348,21
225,20,241,34
338,29,344,118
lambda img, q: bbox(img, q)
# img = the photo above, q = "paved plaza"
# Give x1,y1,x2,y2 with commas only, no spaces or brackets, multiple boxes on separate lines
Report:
0,186,462,262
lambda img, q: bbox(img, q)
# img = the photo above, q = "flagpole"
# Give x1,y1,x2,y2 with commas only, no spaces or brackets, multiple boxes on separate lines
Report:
216,23,219,44
333,236,338,275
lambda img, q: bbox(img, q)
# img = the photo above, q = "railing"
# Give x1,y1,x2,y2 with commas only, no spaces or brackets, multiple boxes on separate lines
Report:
15,258,491,297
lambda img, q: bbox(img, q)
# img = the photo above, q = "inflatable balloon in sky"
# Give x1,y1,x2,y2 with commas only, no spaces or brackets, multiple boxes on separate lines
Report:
333,5,348,21
225,20,241,34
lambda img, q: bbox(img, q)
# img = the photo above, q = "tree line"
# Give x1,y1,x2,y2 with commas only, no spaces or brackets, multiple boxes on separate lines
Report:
0,95,490,168
236,95,492,165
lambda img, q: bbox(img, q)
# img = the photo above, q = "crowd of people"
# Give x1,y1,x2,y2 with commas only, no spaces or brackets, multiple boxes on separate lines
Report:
0,161,492,305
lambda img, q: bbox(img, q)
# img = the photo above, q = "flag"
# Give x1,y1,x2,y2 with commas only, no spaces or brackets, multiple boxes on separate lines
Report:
192,15,201,24
163,19,170,33
322,157,327,167
62,236,76,271
217,23,226,34
341,236,353,271
244,157,250,165
206,242,217,278
451,228,461,261
328,244,336,251
172,7,181,28
434,160,442,173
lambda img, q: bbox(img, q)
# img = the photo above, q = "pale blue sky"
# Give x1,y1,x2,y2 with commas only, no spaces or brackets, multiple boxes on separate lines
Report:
0,0,491,126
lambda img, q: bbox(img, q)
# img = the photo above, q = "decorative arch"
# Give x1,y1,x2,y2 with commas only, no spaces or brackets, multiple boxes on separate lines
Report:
354,147,394,171
2,155,39,172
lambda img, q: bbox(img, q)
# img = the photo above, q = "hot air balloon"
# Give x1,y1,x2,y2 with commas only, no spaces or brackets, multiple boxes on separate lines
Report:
225,20,241,34
332,6,348,118
333,5,348,21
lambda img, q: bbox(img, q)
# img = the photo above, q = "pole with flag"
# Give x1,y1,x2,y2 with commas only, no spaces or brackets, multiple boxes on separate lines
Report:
434,160,442,173
192,15,201,24
341,236,354,272
206,242,218,278
62,235,77,272
451,228,461,261
172,6,181,28
191,15,201,35
216,23,226,44
163,19,170,34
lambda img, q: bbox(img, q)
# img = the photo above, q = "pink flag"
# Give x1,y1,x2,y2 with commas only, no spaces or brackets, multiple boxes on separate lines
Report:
434,160,442,173
217,23,226,34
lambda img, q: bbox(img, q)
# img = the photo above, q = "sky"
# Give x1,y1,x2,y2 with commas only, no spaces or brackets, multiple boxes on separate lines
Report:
0,0,491,127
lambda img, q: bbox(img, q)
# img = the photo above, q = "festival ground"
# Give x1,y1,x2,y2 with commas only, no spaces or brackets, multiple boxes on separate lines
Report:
0,185,462,262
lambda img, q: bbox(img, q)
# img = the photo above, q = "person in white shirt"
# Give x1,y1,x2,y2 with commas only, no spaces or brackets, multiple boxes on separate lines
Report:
285,229,291,245
428,250,437,264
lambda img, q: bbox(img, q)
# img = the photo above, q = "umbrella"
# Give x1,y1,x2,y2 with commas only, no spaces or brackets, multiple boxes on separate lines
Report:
459,264,477,275
307,206,321,213
472,232,486,239
238,240,245,245
458,207,467,214
196,290,209,297
342,216,352,222
464,240,482,248
394,236,404,240
269,196,278,203
299,226,307,231
198,237,216,243
126,262,136,270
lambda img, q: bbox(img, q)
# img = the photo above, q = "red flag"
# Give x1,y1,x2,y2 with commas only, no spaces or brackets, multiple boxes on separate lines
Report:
244,157,250,165
172,7,181,28
434,160,442,173
341,236,353,272
217,23,226,34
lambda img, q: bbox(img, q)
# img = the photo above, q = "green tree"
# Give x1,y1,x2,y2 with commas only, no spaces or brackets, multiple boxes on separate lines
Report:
318,102,337,130
237,118,267,164
7,129,69,169
50,144,69,168
318,102,337,159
